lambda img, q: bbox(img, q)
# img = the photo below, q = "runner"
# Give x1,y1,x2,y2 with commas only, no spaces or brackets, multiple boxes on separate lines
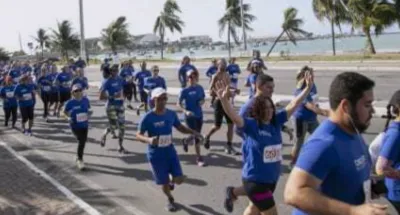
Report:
21,61,32,75
178,56,197,88
284,72,386,215
0,76,18,128
177,70,206,166
48,65,59,116
72,67,89,91
227,57,241,105
136,87,203,212
213,70,314,215
134,61,152,115
119,61,135,109
245,60,263,99
99,66,126,153
37,66,52,122
8,62,22,84
101,58,111,79
204,58,240,155
144,65,167,109
14,74,36,136
246,50,267,71
63,84,90,170
375,90,400,213
206,59,218,107
54,66,73,117
128,59,139,102
290,66,329,166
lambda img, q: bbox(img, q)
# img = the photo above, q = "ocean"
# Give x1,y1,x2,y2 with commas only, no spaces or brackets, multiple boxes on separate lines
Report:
92,33,400,60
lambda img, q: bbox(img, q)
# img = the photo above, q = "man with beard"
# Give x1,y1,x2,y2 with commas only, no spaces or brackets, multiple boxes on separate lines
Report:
284,72,388,215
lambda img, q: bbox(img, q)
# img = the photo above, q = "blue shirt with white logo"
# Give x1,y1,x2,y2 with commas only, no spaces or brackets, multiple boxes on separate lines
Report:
206,66,217,79
72,77,88,90
178,85,205,119
14,83,35,107
0,85,18,108
119,67,134,85
100,77,124,107
64,97,90,129
178,64,197,86
37,75,53,94
135,70,152,92
8,69,21,84
293,84,318,121
227,64,241,84
55,72,73,93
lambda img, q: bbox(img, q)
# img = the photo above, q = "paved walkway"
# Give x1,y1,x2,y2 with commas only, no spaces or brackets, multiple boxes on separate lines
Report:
0,143,86,215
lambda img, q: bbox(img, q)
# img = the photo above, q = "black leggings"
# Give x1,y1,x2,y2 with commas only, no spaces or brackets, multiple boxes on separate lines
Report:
72,127,88,160
41,93,51,117
123,83,137,101
4,107,17,126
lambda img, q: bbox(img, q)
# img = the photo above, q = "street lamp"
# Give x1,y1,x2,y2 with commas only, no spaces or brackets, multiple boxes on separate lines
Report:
240,0,247,51
79,0,86,60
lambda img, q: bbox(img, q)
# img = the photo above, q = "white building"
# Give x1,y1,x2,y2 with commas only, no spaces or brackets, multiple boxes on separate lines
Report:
180,35,212,45
131,34,160,46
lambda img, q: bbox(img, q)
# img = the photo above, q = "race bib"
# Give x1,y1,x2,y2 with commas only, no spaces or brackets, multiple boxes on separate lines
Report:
114,91,123,100
23,93,32,100
263,145,282,163
76,113,88,123
363,179,371,203
158,134,172,147
125,76,133,82
62,81,71,87
232,73,239,79
6,92,14,98
43,86,51,92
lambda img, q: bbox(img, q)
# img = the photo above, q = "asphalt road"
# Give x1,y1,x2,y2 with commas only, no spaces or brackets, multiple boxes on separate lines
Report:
85,66,399,102
0,87,398,215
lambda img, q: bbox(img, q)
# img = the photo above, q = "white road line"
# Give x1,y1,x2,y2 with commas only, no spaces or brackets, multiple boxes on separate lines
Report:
0,141,102,215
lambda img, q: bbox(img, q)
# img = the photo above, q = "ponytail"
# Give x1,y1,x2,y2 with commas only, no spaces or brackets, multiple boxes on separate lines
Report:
384,105,392,132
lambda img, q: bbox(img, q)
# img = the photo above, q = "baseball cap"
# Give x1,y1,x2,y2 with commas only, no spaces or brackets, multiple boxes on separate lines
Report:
388,90,400,108
151,87,167,99
72,84,82,92
186,69,197,77
251,60,261,65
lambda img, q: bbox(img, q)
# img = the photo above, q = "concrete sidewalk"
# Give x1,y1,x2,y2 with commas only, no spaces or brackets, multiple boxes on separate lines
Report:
0,142,94,215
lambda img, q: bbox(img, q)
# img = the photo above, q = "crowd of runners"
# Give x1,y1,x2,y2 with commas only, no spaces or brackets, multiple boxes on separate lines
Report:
1,50,400,215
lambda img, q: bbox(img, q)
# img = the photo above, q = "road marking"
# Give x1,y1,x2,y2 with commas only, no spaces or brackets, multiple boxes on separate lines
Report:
0,141,102,215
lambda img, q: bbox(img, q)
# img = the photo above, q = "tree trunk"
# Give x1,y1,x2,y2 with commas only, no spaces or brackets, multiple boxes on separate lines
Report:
330,19,336,56
228,21,232,59
41,46,44,59
161,34,164,60
365,28,376,54
66,49,69,61
267,31,285,57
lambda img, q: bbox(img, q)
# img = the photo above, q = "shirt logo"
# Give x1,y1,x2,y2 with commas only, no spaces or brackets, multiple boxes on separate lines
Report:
354,155,367,171
153,121,165,128
259,130,272,137
188,91,196,96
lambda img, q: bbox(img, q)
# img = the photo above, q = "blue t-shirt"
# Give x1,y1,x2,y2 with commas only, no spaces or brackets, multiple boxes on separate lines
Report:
293,84,318,121
64,97,90,129
47,73,58,93
0,85,18,108
14,83,35,107
206,66,217,78
293,120,371,215
236,97,256,139
227,64,241,84
55,72,73,93
379,121,400,201
240,110,288,183
178,85,205,119
135,70,152,92
247,73,258,98
75,60,86,69
8,69,21,84
178,64,197,84
139,109,182,158
72,77,88,90
119,67,134,85
37,75,53,94
100,77,124,107
21,66,32,75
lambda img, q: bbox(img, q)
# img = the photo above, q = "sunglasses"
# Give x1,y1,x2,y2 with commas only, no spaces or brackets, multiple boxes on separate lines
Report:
153,69,160,72
73,89,82,93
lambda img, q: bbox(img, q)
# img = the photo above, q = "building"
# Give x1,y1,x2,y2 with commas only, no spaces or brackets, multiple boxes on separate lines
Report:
180,35,212,45
131,34,160,46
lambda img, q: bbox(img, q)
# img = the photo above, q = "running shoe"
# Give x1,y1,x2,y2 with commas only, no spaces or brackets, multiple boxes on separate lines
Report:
181,138,189,153
197,157,206,167
27,129,32,136
118,146,126,154
204,138,210,150
100,134,106,147
224,186,235,213
76,159,85,171
111,132,118,139
136,109,140,116
225,146,241,155
169,183,175,191
166,197,177,212
127,104,133,110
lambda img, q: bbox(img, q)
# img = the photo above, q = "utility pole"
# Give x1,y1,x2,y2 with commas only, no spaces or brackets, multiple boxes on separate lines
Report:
240,0,247,51
18,32,23,52
79,0,86,60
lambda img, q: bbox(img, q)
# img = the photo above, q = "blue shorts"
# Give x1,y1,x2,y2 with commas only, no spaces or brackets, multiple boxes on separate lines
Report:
185,117,203,132
148,146,183,185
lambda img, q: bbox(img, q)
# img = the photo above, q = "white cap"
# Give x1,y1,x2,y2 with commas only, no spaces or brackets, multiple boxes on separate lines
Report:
251,60,261,65
151,87,167,99
186,69,195,77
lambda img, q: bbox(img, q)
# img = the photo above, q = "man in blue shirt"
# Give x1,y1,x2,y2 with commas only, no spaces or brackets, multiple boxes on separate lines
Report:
284,72,387,215
134,61,152,115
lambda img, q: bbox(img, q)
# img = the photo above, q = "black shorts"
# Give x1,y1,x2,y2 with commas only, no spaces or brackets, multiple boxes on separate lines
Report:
185,117,203,132
214,100,232,126
139,91,148,103
20,106,34,122
123,83,133,97
59,91,71,103
243,179,277,211
49,92,58,103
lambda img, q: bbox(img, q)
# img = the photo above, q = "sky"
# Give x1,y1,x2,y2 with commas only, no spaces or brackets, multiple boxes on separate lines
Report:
1,0,399,52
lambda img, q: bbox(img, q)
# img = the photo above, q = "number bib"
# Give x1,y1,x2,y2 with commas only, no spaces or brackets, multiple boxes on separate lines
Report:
125,76,133,82
232,73,239,79
62,81,71,88
263,145,282,163
363,179,371,203
158,134,172,147
43,86,51,92
76,113,88,123
23,93,32,100
6,92,14,98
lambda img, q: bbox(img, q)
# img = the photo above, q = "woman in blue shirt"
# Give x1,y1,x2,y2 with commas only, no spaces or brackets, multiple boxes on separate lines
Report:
376,90,400,213
0,76,18,128
213,71,314,215
144,65,167,109
64,84,90,170
37,66,52,122
245,60,263,99
177,56,197,88
14,74,36,135
227,57,241,105
206,59,218,107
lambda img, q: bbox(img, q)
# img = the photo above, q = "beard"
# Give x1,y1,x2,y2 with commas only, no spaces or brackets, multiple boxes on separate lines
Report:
349,107,371,133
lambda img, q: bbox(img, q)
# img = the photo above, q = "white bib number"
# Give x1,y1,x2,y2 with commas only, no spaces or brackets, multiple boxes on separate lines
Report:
62,81,71,87
363,179,371,203
43,86,51,92
6,92,14,98
232,73,239,79
114,91,123,101
263,145,282,163
13,77,20,82
158,134,172,147
125,76,133,82
23,93,32,100
76,113,88,123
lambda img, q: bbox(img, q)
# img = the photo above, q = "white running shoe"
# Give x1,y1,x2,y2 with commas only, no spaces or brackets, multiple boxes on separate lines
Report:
76,159,85,170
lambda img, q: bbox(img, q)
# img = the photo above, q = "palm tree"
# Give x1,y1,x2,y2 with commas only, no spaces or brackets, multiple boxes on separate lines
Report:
312,0,351,55
0,47,9,61
33,28,50,59
218,0,256,58
51,20,80,60
267,7,310,57
347,0,398,54
101,16,131,54
153,0,185,59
